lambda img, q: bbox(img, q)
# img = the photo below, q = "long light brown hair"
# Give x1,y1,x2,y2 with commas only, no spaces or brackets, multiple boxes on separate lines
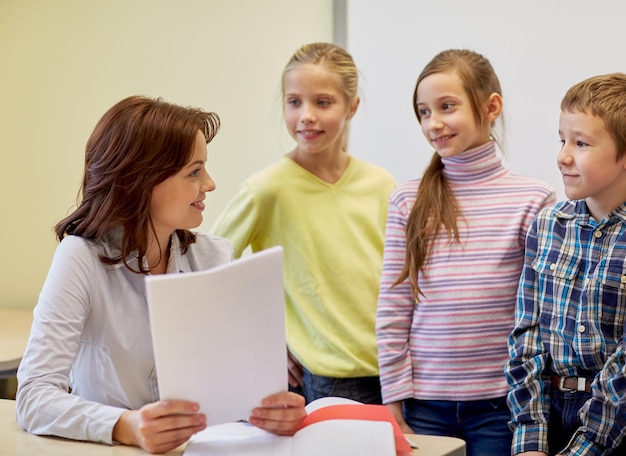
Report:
395,49,503,300
55,95,220,273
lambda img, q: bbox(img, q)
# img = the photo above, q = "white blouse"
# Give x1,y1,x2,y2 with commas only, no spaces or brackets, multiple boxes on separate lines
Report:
16,229,232,444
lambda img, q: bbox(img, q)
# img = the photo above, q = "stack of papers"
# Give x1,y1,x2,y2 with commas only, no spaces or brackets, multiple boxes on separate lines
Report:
146,246,287,425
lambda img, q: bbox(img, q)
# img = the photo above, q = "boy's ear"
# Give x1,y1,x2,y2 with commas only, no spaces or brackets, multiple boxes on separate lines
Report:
346,95,360,121
486,93,503,122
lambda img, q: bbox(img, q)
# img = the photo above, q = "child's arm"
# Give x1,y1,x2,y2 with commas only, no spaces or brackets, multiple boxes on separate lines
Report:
376,196,415,403
506,218,552,455
562,348,626,454
211,181,260,258
385,401,414,434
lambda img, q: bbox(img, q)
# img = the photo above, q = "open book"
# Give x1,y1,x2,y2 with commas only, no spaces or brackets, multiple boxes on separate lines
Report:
183,397,412,456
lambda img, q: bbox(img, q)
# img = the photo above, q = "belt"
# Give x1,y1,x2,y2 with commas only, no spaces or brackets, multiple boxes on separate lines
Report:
551,374,592,393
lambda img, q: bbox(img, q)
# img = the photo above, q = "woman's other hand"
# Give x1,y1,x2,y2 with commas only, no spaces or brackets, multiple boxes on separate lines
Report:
249,391,306,436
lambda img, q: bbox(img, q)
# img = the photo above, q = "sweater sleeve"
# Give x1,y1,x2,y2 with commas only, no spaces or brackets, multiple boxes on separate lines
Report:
211,181,261,258
376,194,415,403
16,238,125,444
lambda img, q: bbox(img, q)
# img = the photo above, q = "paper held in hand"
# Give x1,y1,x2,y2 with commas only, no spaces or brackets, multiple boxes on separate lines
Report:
145,246,287,426
183,396,413,456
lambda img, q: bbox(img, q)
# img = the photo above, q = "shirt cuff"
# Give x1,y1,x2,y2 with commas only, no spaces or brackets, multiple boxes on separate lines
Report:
512,423,549,455
561,430,605,456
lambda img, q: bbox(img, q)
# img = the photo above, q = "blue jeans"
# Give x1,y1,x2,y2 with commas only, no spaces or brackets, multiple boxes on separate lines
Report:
549,389,626,455
294,366,383,405
403,397,512,456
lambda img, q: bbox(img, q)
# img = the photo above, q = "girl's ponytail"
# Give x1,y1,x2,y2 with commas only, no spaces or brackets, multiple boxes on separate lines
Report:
393,152,460,299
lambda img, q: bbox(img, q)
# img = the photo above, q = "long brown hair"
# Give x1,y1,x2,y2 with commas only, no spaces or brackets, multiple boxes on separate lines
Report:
395,49,503,300
55,95,220,273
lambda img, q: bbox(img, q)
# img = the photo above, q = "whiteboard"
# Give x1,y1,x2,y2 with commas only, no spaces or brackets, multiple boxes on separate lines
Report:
346,0,625,199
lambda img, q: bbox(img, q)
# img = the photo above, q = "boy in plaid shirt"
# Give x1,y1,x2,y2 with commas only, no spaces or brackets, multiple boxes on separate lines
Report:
506,73,626,456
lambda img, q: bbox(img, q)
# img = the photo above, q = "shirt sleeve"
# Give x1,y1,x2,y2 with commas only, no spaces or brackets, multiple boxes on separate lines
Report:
562,343,626,455
16,238,125,444
506,216,552,454
376,195,415,403
210,181,260,258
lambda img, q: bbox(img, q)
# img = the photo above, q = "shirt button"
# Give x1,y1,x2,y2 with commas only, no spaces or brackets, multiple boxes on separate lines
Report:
584,278,590,286
621,276,626,284
578,325,586,333
594,230,602,238
550,263,556,271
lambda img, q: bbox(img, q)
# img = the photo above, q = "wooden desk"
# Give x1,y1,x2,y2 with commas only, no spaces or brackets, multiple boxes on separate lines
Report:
0,399,466,455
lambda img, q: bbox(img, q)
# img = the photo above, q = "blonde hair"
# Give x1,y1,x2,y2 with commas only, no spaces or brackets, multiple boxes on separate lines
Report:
561,72,626,158
282,42,359,150
396,49,503,300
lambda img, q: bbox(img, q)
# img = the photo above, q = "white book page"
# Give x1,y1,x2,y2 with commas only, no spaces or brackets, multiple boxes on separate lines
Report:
290,420,395,456
184,419,395,456
184,422,291,456
146,246,287,426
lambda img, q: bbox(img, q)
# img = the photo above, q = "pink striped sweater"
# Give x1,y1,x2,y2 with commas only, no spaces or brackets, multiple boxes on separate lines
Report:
376,141,556,403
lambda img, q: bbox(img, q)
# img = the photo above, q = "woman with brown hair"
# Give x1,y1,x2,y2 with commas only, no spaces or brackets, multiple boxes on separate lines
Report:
16,96,305,454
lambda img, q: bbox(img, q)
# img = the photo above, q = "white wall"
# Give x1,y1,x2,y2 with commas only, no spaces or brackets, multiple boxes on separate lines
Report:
346,0,625,199
0,0,333,309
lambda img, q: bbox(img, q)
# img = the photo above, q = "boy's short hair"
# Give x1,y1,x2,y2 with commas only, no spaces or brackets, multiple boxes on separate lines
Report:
561,72,626,159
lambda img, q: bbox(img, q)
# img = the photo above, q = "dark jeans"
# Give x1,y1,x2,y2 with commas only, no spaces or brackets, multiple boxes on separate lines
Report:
291,366,382,405
549,389,626,455
403,396,512,456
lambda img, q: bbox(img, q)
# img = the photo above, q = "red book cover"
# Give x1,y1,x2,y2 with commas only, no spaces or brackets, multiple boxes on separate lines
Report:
299,403,412,455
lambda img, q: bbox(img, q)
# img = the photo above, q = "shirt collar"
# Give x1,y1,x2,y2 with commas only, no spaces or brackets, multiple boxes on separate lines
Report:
441,141,507,184
98,227,189,273
555,199,626,227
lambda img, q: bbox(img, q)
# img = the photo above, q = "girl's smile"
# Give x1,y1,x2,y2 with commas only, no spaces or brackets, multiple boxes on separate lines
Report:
416,70,498,159
283,64,357,159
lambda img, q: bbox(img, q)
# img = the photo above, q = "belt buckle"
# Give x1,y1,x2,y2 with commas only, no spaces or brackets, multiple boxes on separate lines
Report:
558,376,575,392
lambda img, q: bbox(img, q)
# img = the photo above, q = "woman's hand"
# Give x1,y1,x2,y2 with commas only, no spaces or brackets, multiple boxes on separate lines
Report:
248,391,307,436
113,400,206,454
287,349,303,388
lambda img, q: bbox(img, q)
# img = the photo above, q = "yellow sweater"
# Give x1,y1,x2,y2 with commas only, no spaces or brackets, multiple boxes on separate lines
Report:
212,155,395,377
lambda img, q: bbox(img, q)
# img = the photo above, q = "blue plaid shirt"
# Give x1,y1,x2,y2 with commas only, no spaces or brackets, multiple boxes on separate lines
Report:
506,200,626,455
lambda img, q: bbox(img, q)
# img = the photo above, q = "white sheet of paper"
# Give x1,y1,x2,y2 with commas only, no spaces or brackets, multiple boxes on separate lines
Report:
146,246,287,426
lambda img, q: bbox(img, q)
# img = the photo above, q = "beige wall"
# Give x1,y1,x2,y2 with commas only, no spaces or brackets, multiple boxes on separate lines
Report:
0,0,333,309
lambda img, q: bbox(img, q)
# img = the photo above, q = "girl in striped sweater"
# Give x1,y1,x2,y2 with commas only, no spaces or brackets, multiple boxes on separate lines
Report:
376,49,555,456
